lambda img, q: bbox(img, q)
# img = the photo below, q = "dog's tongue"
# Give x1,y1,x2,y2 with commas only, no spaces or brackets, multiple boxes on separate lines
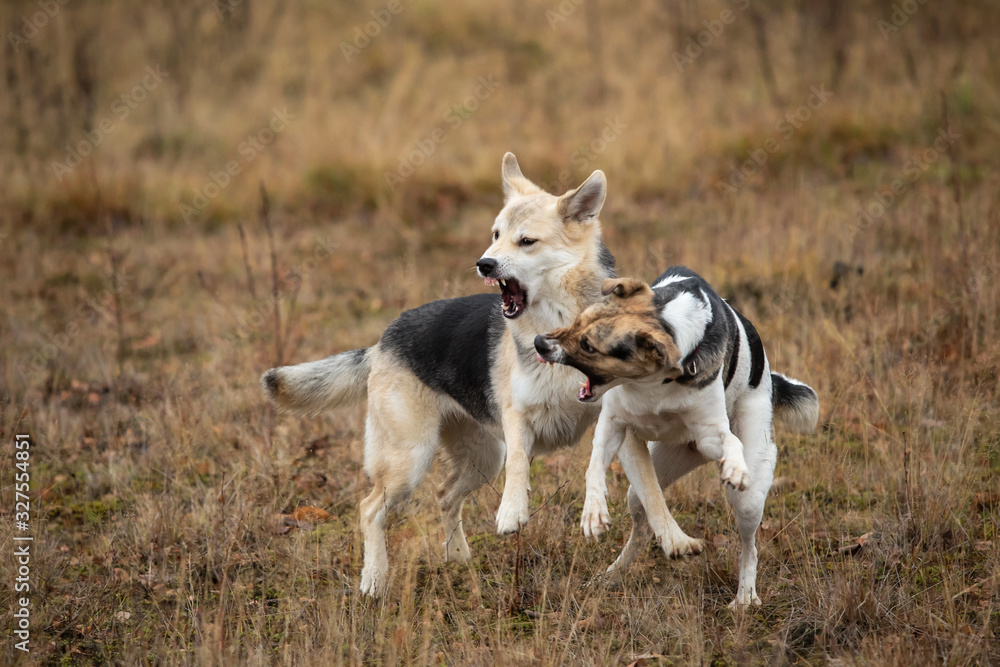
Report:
578,377,593,401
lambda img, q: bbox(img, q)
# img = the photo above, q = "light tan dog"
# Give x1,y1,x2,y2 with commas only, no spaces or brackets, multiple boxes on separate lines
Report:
263,154,618,595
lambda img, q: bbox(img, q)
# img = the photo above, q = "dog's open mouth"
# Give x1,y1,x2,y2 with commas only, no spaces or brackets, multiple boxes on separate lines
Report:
578,374,600,402
485,277,528,319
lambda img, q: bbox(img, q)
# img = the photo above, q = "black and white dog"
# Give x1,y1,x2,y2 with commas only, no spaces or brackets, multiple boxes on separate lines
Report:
535,267,819,607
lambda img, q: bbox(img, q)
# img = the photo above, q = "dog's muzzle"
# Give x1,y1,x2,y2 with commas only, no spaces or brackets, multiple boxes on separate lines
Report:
534,335,561,363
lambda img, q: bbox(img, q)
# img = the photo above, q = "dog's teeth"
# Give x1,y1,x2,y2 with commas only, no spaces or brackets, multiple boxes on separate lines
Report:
499,279,506,287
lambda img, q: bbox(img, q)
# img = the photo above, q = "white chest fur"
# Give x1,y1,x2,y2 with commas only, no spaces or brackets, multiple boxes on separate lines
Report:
512,360,601,454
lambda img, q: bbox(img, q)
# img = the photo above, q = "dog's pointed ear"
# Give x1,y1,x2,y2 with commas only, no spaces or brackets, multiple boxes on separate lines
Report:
557,170,607,223
601,277,651,299
501,152,540,201
636,328,682,371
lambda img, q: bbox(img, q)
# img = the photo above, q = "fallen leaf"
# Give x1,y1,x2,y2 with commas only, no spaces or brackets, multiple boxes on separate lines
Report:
289,506,332,523
114,611,130,621
837,531,872,556
712,535,729,549
88,392,100,404
131,333,161,350
576,612,613,632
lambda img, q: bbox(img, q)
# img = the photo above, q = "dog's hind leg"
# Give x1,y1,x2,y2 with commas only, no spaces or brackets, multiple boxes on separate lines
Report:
725,397,777,608
439,425,504,563
358,365,442,597
606,484,654,575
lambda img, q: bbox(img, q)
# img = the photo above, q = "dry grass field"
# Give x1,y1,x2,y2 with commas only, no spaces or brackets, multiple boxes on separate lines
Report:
1,0,999,664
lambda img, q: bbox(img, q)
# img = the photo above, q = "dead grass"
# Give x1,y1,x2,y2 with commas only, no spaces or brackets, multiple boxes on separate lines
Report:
1,0,999,665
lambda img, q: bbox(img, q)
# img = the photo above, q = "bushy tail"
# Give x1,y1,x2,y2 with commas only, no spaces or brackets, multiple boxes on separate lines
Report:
771,372,819,433
261,348,371,416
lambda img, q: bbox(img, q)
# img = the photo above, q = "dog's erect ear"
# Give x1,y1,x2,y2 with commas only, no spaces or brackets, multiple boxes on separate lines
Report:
557,170,607,223
601,277,651,299
501,152,540,201
636,328,682,370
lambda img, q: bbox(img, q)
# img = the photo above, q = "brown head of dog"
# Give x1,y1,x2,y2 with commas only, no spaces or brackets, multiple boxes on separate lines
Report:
534,277,684,402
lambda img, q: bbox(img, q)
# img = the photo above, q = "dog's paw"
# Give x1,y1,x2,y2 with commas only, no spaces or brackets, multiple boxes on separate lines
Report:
661,533,705,559
719,456,751,491
583,566,624,591
495,495,530,534
360,563,388,598
443,537,472,564
580,494,611,539
728,590,762,609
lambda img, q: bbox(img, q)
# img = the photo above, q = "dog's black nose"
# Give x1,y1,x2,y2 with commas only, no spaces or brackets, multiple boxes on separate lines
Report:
476,257,498,277
534,335,552,355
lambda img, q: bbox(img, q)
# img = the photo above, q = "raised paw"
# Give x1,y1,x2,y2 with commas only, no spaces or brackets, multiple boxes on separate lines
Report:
580,493,611,539
495,494,530,534
719,456,751,491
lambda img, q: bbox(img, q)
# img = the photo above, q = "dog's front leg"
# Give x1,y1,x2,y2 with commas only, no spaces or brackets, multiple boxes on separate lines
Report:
617,433,705,559
496,407,533,534
581,413,627,538
686,382,751,491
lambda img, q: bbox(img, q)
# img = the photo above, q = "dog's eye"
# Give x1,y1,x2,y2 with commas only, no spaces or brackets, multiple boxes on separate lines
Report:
492,231,499,241
580,338,595,354
519,238,537,247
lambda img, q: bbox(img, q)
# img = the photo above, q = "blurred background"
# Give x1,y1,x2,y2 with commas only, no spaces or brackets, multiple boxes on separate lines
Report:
2,1,999,664
2,0,994,229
